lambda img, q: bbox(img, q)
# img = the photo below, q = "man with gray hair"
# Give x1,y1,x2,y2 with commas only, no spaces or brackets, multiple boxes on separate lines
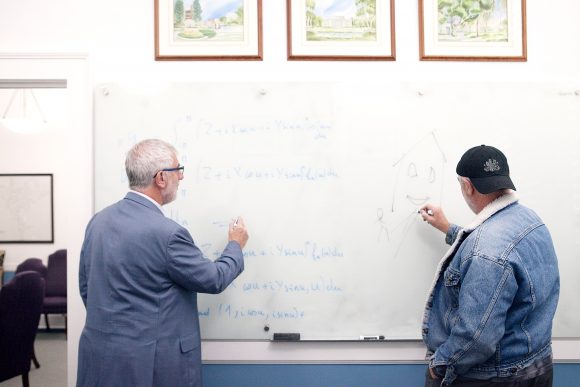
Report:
419,145,559,386
77,139,248,387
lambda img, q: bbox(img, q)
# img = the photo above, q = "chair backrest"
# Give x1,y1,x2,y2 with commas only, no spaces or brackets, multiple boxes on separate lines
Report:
16,257,47,278
0,249,4,287
0,271,45,382
45,249,67,297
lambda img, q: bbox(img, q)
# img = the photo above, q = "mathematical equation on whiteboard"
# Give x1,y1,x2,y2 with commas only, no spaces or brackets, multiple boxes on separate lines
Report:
191,117,333,140
199,304,306,320
201,242,344,262
198,277,344,320
196,165,339,182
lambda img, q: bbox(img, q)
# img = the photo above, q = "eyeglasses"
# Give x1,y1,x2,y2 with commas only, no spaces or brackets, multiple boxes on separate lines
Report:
153,164,184,178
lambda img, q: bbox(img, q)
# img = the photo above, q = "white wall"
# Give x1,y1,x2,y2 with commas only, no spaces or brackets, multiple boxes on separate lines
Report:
2,1,579,83
1,1,579,385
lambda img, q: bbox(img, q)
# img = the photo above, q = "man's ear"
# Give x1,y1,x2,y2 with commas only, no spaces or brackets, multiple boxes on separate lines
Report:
461,177,474,196
153,171,167,188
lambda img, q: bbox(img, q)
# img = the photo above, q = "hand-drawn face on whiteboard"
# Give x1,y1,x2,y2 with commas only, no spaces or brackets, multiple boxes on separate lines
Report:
376,132,447,256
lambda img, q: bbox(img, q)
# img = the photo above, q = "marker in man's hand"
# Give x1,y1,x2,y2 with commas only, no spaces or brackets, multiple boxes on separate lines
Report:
418,209,434,216
233,217,240,227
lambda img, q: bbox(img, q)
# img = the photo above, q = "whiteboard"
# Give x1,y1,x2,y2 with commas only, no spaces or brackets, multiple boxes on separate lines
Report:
94,82,580,339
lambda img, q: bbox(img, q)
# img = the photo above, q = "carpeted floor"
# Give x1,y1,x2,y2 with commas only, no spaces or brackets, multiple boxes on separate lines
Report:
2,332,67,387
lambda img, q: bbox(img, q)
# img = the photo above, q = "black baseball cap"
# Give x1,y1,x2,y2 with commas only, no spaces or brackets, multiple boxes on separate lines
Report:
456,145,516,194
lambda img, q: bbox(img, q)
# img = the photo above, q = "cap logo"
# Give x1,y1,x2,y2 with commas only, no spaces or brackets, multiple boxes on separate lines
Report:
483,159,500,172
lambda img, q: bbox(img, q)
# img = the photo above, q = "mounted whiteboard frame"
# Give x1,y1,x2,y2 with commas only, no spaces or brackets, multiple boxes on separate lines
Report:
0,173,54,243
94,81,580,364
201,338,580,363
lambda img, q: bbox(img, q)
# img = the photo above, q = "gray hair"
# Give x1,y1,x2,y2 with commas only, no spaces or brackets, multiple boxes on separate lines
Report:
125,139,177,189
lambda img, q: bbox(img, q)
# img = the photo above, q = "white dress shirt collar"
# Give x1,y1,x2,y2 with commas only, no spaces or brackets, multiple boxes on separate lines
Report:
129,190,164,213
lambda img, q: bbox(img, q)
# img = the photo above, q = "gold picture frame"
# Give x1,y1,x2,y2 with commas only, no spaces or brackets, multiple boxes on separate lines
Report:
155,0,263,60
419,0,527,61
287,0,396,61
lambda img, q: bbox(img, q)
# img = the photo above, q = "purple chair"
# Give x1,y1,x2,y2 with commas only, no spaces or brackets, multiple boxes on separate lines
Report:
15,258,47,369
43,249,67,333
0,271,45,387
16,258,47,280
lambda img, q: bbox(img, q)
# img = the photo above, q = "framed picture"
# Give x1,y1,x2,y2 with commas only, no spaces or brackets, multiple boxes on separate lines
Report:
287,0,396,61
0,174,54,243
419,0,526,61
155,0,263,60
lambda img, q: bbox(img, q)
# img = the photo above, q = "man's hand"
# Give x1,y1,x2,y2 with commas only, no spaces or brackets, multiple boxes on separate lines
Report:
229,216,249,249
419,204,450,234
429,367,439,380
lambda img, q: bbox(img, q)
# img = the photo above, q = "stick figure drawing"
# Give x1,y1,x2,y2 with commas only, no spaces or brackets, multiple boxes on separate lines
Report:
377,131,447,258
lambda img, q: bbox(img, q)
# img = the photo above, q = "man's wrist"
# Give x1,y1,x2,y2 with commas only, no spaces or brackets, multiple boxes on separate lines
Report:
445,224,460,245
429,367,438,379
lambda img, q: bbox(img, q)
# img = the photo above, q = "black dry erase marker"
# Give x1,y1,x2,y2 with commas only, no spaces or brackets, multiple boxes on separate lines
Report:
360,335,385,340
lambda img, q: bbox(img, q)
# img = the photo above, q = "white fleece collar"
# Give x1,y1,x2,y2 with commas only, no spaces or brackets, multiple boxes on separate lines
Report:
463,191,519,232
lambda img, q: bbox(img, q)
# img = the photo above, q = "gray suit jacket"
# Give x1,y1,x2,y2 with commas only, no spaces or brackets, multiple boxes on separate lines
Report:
77,192,244,387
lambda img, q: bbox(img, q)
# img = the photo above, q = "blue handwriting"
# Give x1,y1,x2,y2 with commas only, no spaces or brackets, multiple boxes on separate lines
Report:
204,241,344,262
199,165,339,182
241,276,343,294
194,117,332,141
201,303,305,320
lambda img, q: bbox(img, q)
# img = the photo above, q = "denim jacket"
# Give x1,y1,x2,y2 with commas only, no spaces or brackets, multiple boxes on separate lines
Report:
422,192,560,385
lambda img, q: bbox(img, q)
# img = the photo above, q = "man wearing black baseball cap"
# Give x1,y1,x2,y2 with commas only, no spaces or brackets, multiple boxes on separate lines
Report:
419,145,559,386
456,145,516,194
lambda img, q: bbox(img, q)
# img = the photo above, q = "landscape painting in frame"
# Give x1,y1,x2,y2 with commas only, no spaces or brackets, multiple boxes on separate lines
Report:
419,0,526,61
287,0,395,60
155,0,262,60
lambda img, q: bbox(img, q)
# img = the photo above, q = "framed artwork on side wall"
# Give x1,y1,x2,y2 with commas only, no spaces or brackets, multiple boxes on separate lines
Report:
287,0,396,61
419,0,527,61
155,0,263,60
0,174,54,243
